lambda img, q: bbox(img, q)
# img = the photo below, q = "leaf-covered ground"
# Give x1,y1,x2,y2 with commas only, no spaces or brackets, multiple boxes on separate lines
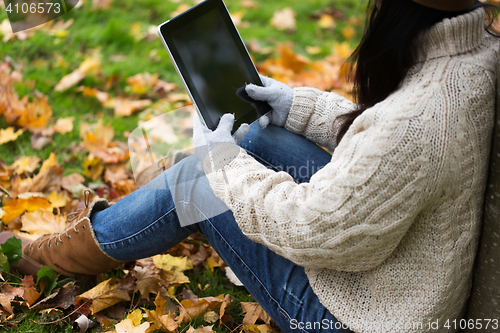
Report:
0,0,370,332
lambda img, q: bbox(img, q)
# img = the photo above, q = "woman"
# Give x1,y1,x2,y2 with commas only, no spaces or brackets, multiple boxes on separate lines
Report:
13,0,500,332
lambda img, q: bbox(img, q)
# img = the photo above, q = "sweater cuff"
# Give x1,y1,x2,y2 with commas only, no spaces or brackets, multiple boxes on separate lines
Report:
285,87,323,135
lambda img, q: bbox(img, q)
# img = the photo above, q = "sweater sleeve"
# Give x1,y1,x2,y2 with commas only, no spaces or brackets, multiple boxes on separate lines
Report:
205,111,433,272
284,87,358,151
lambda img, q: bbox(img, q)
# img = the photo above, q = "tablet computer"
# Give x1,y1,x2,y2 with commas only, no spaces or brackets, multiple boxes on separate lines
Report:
157,0,271,131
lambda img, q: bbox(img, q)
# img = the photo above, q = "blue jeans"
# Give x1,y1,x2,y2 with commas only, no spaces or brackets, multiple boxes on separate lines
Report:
91,123,354,333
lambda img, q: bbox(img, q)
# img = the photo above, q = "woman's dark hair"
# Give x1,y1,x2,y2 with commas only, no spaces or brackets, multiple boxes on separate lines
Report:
335,0,499,145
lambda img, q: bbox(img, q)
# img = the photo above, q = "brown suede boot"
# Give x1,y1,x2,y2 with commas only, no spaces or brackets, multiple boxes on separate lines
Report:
23,192,123,277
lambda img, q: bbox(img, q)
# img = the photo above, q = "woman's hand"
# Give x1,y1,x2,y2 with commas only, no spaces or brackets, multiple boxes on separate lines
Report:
192,113,249,170
245,75,293,128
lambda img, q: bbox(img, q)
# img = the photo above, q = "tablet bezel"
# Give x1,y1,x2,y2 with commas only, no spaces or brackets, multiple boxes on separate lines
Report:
157,0,270,131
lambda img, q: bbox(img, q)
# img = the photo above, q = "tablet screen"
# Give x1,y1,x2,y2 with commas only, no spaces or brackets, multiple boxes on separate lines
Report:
159,0,270,130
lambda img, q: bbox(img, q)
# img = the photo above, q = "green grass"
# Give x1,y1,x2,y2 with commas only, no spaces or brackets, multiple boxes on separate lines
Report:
0,0,367,331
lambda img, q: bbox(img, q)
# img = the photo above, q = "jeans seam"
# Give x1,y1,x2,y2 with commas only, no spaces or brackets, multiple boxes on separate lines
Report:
99,206,176,246
203,217,309,333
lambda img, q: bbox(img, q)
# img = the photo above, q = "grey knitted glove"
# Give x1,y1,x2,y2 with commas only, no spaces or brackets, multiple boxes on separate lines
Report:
192,113,249,170
245,75,293,128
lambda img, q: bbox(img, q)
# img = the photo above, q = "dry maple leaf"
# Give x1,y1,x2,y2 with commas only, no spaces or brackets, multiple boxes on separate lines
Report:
131,265,162,299
15,95,52,131
78,278,131,314
270,8,296,31
143,293,179,332
111,98,152,117
187,325,216,333
242,324,276,333
115,318,150,333
18,209,66,241
46,190,71,208
153,254,193,273
1,196,52,224
240,302,271,325
10,156,40,174
21,275,42,306
177,295,225,324
53,116,74,134
0,127,23,145
55,56,101,92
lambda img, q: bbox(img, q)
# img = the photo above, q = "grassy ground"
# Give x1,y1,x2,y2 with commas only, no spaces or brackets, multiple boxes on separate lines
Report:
0,0,366,331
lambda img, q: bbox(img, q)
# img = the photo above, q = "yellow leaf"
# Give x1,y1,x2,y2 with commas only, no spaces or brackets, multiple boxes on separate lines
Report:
153,254,193,272
126,73,159,95
78,278,131,314
83,156,104,181
318,14,335,29
341,26,356,40
242,324,276,333
115,318,150,333
0,127,23,145
270,8,296,31
39,152,58,173
53,117,74,134
46,190,70,208
11,156,40,174
18,210,66,240
127,309,144,327
305,46,322,55
2,197,52,224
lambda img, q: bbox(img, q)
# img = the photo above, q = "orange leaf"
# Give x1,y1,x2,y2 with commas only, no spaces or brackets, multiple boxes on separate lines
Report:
15,95,52,130
241,302,271,325
2,196,51,224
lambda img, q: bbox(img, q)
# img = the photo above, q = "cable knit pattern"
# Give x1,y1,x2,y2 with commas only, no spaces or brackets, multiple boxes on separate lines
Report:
205,8,499,333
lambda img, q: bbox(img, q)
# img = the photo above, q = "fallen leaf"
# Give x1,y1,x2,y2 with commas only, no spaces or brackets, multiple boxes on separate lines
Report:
341,26,356,40
112,98,152,117
270,8,296,31
131,266,161,299
21,275,42,306
46,190,70,208
241,302,271,325
11,156,40,174
318,14,335,29
115,318,150,333
2,196,52,224
78,278,131,314
177,295,225,323
153,254,193,273
30,133,53,150
15,95,52,131
83,156,105,181
55,56,101,92
242,324,276,333
53,117,74,134
0,127,23,145
19,210,66,241
187,325,216,333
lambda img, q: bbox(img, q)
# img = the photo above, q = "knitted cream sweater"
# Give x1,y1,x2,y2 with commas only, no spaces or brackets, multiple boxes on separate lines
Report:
205,8,499,333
